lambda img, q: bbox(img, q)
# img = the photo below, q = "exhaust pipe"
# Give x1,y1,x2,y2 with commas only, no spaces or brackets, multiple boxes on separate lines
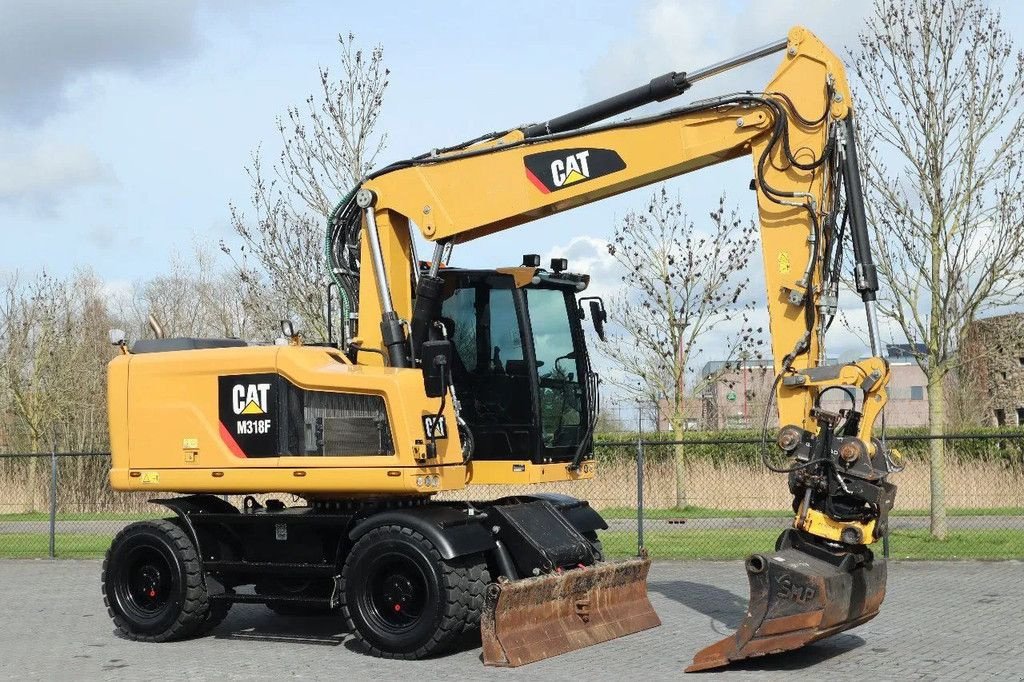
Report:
147,313,165,339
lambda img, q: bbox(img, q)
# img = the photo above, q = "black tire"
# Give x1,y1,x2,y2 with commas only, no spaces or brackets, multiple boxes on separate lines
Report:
194,599,231,636
340,525,487,659
101,520,211,642
456,557,490,635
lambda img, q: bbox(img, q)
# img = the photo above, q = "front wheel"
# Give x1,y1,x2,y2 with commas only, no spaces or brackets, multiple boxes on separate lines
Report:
340,525,486,659
101,520,211,642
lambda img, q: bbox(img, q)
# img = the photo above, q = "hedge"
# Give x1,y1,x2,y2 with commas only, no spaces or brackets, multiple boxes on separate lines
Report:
592,427,1024,470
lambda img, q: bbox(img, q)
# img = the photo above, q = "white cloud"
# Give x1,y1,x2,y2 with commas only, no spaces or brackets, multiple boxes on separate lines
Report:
0,138,114,208
544,235,623,300
584,1,871,103
0,0,201,124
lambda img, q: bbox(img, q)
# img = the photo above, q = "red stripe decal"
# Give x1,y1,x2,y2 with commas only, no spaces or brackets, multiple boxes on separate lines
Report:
219,422,247,458
525,168,550,194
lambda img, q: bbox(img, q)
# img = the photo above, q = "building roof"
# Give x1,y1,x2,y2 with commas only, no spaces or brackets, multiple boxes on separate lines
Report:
699,357,774,378
885,343,927,358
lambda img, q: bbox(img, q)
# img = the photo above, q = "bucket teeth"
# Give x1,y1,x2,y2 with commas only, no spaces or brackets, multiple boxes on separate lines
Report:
481,558,661,667
687,545,886,672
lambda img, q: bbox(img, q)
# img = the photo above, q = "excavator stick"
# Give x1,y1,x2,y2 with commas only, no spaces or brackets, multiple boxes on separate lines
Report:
481,557,661,667
687,530,886,672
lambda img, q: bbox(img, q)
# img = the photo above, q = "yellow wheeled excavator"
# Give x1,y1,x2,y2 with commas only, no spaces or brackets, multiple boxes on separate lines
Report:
102,26,898,671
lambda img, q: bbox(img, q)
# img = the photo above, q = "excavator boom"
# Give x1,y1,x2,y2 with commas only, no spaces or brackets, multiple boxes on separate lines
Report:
331,25,898,670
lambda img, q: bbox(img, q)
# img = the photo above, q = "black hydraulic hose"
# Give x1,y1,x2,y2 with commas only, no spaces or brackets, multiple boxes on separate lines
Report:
770,84,833,127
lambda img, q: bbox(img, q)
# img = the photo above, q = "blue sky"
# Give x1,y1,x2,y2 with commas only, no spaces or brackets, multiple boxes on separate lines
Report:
3,0,1022,362
0,0,863,277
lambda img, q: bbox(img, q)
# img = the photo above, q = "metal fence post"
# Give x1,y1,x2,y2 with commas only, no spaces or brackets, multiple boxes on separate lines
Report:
882,533,890,558
49,448,57,559
636,405,645,556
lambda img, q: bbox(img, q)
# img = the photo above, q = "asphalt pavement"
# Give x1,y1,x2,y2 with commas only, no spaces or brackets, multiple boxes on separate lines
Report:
1,559,1021,681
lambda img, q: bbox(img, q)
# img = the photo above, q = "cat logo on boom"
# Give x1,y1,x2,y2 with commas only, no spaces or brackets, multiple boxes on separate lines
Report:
524,147,626,194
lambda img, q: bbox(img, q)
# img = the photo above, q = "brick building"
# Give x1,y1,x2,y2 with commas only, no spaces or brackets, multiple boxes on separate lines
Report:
692,345,930,430
961,312,1024,426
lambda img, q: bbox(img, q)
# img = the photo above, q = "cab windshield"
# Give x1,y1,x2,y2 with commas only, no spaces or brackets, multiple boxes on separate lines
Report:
524,287,585,449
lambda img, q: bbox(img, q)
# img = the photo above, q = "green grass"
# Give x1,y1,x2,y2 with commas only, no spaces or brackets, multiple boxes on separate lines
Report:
601,528,1024,560
0,511,163,522
0,534,113,558
3,522,1022,561
600,506,789,520
598,506,1024,520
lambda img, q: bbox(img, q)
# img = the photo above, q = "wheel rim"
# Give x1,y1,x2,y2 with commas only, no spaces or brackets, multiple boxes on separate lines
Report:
361,552,429,634
114,544,176,623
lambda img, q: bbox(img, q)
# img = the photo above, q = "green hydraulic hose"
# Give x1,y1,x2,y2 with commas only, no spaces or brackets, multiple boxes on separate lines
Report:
324,187,358,342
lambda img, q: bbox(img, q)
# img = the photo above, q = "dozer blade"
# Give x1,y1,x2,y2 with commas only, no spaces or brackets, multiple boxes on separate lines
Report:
687,543,886,672
481,557,661,667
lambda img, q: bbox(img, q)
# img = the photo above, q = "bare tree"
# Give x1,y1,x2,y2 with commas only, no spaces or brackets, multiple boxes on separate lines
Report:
123,245,256,340
601,190,762,508
854,0,1024,538
226,33,389,339
0,271,116,510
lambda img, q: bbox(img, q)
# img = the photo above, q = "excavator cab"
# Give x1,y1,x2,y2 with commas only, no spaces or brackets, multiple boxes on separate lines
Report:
436,259,597,466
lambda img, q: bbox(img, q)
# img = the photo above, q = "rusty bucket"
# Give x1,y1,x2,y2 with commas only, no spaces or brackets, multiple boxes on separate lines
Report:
481,557,661,667
687,532,886,672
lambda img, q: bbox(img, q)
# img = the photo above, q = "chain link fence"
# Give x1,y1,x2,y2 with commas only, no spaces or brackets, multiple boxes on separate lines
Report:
2,432,1023,560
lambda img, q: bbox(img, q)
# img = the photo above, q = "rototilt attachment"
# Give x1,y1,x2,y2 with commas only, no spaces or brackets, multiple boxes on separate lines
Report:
481,556,661,667
687,529,886,672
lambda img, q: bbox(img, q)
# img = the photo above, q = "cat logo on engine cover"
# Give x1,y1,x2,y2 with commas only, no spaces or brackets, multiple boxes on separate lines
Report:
218,374,280,457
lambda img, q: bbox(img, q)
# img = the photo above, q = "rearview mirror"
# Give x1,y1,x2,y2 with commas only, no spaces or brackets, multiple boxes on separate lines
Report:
579,297,608,342
420,340,453,398
590,301,607,341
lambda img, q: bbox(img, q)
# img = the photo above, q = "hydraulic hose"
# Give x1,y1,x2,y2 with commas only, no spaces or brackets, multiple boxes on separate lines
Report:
324,187,359,342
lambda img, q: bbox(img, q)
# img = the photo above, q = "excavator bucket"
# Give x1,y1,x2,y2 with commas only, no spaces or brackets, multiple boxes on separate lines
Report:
481,557,661,667
688,535,886,672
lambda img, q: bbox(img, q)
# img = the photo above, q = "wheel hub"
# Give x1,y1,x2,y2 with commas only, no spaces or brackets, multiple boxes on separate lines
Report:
382,574,414,612
365,557,428,631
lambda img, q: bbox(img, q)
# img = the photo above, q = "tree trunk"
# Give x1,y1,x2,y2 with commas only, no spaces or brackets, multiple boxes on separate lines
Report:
22,426,40,513
672,422,687,509
927,372,947,539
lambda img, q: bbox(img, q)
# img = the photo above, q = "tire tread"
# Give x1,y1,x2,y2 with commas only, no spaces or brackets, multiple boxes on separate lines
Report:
341,524,489,659
101,519,211,642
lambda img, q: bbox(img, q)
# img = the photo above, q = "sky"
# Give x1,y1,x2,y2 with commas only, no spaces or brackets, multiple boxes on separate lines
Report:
3,0,1023,369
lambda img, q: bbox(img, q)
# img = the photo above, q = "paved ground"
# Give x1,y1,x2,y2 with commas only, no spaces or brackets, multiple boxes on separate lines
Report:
1,559,1022,680
4,515,1023,535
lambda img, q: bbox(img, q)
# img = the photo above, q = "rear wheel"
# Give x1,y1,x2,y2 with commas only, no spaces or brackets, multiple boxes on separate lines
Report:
101,520,210,642
341,525,486,659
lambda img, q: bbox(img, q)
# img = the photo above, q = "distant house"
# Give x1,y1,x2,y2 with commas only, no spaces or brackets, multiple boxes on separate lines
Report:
687,347,930,430
961,313,1024,426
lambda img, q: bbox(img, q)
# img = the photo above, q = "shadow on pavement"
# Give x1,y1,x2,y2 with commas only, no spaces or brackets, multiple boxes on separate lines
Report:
649,580,749,629
721,634,866,672
204,604,486,658
213,606,349,643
